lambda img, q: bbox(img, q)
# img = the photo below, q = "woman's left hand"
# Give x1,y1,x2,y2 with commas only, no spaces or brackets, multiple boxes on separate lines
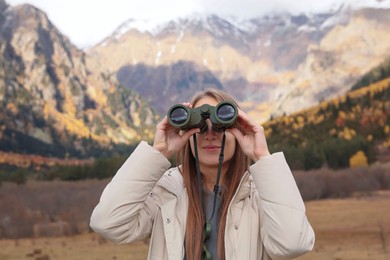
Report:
227,108,270,162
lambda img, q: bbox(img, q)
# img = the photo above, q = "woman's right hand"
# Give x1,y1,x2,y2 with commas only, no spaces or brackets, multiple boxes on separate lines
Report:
153,103,199,158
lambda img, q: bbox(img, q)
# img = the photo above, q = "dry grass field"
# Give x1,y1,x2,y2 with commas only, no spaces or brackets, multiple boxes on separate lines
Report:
297,191,390,260
1,191,389,260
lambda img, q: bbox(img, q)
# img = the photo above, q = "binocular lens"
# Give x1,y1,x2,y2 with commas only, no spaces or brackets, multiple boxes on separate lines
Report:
170,107,188,125
167,101,237,131
217,104,236,122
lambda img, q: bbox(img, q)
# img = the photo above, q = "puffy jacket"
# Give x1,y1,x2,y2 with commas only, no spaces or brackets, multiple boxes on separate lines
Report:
90,141,315,260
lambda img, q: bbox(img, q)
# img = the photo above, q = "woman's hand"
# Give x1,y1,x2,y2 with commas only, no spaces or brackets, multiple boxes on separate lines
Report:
153,103,199,158
227,108,270,162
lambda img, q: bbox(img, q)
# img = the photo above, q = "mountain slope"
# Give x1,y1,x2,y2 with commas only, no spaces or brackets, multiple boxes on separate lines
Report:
351,55,390,91
264,60,390,170
0,4,157,158
87,7,390,122
275,8,390,116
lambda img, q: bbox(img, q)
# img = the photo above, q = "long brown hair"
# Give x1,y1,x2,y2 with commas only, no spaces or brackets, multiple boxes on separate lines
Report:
177,88,251,260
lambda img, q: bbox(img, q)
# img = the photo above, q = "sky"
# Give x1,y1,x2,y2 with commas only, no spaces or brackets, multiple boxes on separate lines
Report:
4,0,383,49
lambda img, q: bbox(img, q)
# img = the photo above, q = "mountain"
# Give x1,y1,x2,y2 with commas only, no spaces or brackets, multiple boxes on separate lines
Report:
0,3,158,158
87,4,390,122
264,69,390,170
1,1,390,164
351,56,390,91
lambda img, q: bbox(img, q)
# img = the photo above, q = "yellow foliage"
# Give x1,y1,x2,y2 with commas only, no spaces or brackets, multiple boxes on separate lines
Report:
87,84,107,106
264,128,272,138
43,103,51,120
347,112,356,121
44,103,109,144
314,114,325,124
289,116,305,129
349,150,368,168
385,125,389,135
352,105,361,113
108,85,116,94
338,111,347,119
119,127,137,141
143,128,155,140
329,128,337,136
367,135,373,141
6,103,17,114
282,116,292,125
338,127,356,140
307,114,315,123
132,112,141,127
348,128,356,139
349,78,390,99
63,93,77,116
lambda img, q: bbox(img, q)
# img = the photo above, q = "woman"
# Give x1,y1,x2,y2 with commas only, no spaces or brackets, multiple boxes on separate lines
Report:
90,88,315,260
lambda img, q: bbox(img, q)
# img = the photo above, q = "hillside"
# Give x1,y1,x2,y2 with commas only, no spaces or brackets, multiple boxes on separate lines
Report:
265,67,390,170
351,56,390,91
0,4,158,159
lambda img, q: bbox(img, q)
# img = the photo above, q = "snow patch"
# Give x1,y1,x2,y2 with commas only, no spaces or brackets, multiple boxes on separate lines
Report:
298,24,317,32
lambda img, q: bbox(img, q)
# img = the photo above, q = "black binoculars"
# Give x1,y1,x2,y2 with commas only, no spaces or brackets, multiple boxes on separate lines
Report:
167,101,238,133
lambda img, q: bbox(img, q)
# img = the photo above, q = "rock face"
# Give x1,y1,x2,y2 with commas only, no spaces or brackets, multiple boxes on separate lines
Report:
87,6,390,121
0,4,157,157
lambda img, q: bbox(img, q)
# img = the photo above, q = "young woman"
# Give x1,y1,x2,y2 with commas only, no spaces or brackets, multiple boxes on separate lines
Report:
90,88,315,260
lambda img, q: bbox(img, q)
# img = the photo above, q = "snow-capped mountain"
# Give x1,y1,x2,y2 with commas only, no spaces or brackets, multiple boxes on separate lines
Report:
87,2,390,121
100,0,390,44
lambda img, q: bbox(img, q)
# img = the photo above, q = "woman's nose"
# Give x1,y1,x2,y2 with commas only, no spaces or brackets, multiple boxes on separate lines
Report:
204,120,217,139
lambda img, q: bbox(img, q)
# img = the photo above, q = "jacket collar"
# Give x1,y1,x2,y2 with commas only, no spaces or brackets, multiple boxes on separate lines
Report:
156,167,254,203
232,172,254,203
156,167,185,198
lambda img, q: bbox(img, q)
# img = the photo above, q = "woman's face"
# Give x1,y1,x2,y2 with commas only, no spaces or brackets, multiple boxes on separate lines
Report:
189,96,236,169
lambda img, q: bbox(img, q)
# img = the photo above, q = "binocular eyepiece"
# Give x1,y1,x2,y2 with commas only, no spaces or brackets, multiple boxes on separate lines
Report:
167,101,238,133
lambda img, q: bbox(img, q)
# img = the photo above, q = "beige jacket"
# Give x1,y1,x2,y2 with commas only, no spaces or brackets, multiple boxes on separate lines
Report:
90,141,315,260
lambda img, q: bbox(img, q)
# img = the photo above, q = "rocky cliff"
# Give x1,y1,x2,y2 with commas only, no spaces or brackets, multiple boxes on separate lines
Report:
0,4,157,158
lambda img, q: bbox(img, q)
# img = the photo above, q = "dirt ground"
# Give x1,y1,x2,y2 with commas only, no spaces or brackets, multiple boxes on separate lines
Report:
1,191,390,260
297,190,390,260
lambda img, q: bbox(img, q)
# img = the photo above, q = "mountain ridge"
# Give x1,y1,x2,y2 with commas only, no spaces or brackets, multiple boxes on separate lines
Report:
87,5,390,121
0,3,158,158
95,0,390,47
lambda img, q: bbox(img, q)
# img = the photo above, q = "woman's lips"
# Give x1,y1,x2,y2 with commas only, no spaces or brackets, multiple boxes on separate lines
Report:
202,145,220,152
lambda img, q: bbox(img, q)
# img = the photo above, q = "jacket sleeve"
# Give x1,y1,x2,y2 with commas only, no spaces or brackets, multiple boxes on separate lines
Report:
90,141,171,244
250,152,315,259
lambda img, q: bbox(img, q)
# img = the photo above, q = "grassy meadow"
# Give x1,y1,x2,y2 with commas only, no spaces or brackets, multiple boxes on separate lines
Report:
0,191,389,260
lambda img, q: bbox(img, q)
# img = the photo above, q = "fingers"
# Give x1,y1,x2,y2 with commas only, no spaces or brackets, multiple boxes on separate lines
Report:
182,102,192,108
157,116,168,128
227,127,244,142
181,128,200,140
156,116,181,138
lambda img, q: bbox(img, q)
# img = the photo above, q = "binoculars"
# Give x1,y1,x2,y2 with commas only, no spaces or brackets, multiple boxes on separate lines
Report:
167,101,238,133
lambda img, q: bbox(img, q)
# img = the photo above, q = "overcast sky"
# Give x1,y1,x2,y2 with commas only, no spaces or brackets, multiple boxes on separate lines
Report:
5,0,377,49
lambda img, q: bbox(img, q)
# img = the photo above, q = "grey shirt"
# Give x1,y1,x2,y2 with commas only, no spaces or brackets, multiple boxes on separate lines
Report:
204,187,222,260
